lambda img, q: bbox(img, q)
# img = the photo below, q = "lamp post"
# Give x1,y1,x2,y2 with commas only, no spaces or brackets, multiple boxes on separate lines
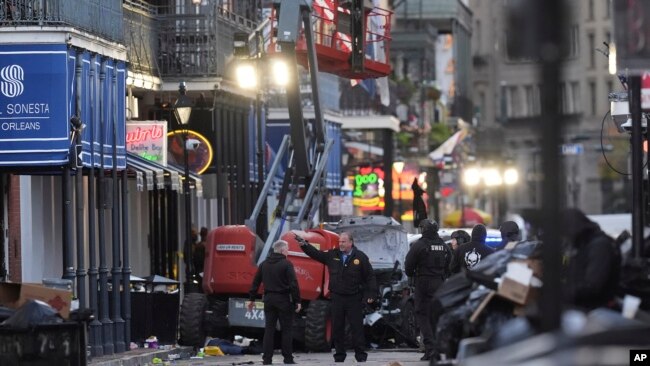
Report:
173,82,195,293
235,32,290,237
393,160,405,222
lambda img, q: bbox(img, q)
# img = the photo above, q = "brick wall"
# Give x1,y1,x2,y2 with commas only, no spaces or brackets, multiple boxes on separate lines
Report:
8,175,21,282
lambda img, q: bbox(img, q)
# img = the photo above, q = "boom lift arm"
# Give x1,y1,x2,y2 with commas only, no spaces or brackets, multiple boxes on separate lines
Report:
248,0,334,264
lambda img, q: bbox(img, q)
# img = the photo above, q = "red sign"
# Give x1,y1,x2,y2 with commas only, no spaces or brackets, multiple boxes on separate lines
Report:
126,122,168,165
642,72,650,110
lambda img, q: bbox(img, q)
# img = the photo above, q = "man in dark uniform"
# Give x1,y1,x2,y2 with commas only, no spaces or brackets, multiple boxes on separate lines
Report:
561,208,620,310
455,224,494,271
248,240,301,365
497,221,520,250
295,231,377,363
405,219,451,361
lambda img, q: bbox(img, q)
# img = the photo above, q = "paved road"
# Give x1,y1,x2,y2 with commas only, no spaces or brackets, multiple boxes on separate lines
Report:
170,349,432,365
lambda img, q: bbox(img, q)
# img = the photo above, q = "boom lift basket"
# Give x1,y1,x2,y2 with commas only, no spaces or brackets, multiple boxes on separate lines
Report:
268,0,392,79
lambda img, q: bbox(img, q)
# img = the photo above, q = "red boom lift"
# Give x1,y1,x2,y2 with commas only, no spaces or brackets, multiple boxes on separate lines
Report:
178,0,392,351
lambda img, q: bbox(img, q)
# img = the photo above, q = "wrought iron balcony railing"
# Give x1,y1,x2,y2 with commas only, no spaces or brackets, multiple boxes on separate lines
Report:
157,1,257,78
0,0,123,43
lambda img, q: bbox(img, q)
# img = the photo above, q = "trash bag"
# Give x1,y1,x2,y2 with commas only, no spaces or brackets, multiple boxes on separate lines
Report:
435,303,474,358
205,337,243,355
510,240,543,259
1,300,62,328
487,317,535,349
0,306,16,322
619,259,650,310
435,273,474,310
465,250,513,290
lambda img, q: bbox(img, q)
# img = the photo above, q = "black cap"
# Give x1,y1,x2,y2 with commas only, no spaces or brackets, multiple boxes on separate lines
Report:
419,219,439,234
499,221,520,241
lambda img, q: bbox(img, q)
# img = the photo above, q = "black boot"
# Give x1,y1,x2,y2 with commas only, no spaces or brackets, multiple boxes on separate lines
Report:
420,350,437,361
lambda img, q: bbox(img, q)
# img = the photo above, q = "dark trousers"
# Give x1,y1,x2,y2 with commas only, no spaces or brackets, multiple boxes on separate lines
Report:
414,277,444,354
262,293,294,363
331,293,366,362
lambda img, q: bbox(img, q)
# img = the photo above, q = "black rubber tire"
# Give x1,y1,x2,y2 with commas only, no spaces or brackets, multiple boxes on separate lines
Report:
397,300,419,347
178,293,208,347
304,299,331,352
205,298,230,339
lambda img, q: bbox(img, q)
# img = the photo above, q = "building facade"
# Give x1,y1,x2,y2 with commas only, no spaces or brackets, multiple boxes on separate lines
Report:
0,0,262,357
469,0,627,216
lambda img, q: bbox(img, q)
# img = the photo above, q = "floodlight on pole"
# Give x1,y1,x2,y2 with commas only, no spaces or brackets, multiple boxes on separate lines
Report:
463,167,481,186
271,58,290,86
482,167,503,187
503,167,520,185
236,63,258,89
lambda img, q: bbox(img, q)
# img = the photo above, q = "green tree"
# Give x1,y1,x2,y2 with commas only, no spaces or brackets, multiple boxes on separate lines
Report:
429,123,452,150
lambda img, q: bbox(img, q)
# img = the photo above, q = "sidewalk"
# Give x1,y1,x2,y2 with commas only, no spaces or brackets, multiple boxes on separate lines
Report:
88,346,193,366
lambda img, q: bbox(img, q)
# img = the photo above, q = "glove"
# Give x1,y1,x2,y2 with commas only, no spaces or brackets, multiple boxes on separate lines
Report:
294,234,308,246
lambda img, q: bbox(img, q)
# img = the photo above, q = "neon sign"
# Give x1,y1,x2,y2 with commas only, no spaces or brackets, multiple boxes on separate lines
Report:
353,167,385,209
126,121,168,165
353,172,378,197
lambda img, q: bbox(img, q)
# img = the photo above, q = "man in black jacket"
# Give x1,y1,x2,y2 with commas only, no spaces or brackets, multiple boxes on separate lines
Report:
295,231,377,363
455,224,494,271
405,219,451,361
249,240,301,365
561,208,620,310
496,221,520,250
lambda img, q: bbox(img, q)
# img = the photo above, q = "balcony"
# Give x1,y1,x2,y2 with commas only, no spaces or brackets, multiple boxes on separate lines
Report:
123,0,159,83
0,0,123,43
156,1,258,78
393,0,471,33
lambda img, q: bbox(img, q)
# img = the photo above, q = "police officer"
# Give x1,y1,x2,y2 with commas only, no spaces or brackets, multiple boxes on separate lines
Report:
405,219,451,361
248,240,301,365
295,231,377,363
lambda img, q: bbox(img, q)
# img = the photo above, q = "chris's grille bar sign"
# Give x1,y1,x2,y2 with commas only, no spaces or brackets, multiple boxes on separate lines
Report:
126,122,167,165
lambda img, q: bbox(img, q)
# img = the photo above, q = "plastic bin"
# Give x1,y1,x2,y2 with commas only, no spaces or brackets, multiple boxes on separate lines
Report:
0,321,86,366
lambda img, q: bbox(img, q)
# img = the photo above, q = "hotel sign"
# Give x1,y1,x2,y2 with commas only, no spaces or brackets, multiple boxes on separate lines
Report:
0,44,68,166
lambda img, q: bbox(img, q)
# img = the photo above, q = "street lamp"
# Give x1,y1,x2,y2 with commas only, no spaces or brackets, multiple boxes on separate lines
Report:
461,164,520,224
393,160,405,222
233,31,292,238
173,82,195,292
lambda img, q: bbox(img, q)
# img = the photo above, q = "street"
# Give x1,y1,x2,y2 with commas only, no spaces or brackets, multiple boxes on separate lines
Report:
170,349,430,365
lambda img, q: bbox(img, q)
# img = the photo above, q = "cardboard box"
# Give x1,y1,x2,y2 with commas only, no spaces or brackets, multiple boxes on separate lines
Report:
512,258,543,278
498,277,531,305
0,282,72,319
496,261,537,305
